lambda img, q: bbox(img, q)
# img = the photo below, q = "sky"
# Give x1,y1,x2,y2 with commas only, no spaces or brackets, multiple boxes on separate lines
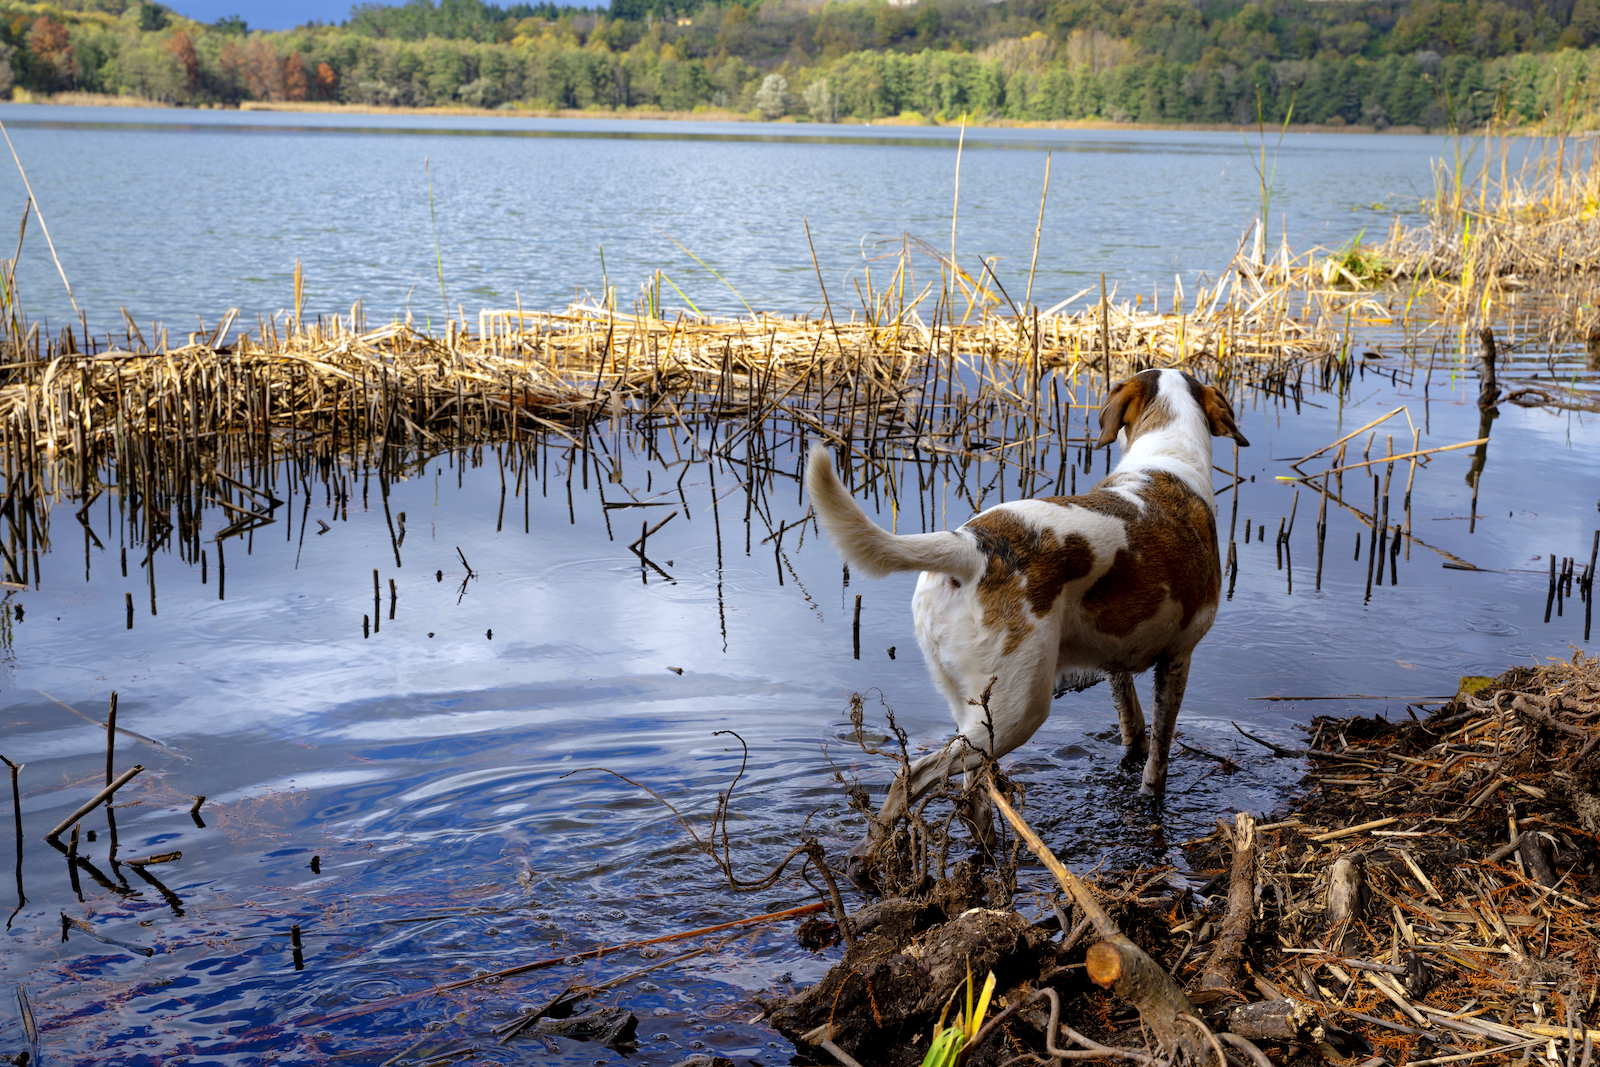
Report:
169,3,356,30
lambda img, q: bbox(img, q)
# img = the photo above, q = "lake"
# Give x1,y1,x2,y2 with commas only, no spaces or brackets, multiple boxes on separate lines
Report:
0,107,1595,1066
2,105,1452,329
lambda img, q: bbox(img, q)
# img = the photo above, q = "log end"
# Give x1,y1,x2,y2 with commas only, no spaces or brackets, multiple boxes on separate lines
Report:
1085,940,1124,988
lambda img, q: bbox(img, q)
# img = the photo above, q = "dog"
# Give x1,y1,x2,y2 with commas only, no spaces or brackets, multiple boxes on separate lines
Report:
805,368,1248,853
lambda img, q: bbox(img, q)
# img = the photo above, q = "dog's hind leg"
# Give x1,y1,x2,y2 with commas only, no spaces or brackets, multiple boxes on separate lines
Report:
1110,671,1147,754
1141,654,1192,796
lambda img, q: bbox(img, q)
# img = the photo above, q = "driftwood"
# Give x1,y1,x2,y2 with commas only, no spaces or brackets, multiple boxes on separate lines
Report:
1225,998,1321,1043
1199,811,1257,994
1325,853,1367,926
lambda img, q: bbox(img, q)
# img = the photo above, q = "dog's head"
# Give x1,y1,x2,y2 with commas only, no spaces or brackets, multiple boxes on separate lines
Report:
1096,369,1250,449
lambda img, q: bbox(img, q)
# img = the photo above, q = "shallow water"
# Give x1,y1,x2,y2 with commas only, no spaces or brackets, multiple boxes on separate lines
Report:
0,112,1596,1065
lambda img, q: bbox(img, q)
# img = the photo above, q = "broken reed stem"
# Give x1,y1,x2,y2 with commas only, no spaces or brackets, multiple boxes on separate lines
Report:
2,755,20,839
45,764,143,841
105,691,117,787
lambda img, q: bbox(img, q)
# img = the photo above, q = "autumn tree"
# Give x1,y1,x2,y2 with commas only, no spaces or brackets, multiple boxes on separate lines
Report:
315,61,338,100
165,31,200,91
27,16,76,91
244,38,282,99
283,53,309,101
217,40,246,100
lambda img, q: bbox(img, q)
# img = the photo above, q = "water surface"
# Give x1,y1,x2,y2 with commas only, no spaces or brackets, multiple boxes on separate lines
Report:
1,105,1450,329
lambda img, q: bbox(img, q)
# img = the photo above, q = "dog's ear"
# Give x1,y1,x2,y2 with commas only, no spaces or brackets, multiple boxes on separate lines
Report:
1096,374,1154,447
1198,385,1249,446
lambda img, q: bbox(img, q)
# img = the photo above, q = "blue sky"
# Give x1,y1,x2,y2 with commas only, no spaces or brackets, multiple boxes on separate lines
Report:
168,3,355,30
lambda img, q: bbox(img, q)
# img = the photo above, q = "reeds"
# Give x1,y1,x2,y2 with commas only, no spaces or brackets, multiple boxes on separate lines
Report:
1371,126,1600,315
0,251,1354,593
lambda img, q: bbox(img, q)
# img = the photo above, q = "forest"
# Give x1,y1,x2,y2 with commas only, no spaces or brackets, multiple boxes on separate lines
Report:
6,0,1600,126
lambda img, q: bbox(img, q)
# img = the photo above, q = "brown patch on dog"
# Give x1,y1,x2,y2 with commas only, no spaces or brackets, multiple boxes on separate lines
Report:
1182,373,1251,446
1095,370,1162,448
1078,471,1220,645
965,509,1096,655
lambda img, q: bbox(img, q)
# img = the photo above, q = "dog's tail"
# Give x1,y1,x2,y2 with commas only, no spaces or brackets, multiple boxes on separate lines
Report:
805,445,986,582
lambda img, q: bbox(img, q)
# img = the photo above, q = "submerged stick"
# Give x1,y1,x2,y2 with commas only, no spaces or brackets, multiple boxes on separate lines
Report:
301,900,827,1026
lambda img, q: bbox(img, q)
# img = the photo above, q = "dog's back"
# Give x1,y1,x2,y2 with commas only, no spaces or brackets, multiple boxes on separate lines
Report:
805,368,1248,803
806,408,1228,674
944,470,1223,675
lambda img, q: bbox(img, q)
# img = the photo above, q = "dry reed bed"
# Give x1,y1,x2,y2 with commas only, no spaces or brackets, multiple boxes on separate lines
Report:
1383,135,1600,278
1176,650,1600,1064
1347,133,1600,331
0,264,1362,591
0,276,1346,491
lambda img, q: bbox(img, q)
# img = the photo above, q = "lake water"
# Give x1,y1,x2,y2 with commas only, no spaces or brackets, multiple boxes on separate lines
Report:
0,107,1596,1066
1,105,1453,330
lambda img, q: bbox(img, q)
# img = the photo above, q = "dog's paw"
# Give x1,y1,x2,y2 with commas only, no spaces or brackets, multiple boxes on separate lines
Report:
1137,779,1168,801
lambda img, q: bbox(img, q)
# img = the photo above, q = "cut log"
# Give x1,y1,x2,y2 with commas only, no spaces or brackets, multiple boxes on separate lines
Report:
1085,936,1210,1055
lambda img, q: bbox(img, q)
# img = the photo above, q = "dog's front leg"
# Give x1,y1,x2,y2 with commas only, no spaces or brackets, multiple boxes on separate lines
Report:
847,748,949,868
958,768,999,856
1141,654,1192,796
1110,671,1147,754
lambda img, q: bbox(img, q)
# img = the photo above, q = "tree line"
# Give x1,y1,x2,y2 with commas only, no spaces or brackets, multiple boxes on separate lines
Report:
5,0,1600,127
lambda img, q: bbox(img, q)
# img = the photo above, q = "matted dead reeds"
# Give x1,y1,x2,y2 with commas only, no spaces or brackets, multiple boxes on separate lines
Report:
1172,651,1600,1065
1292,128,1600,345
2,278,1345,461
1378,132,1600,285
774,651,1600,1067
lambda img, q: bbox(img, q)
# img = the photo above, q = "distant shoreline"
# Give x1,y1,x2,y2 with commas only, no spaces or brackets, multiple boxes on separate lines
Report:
9,91,1447,136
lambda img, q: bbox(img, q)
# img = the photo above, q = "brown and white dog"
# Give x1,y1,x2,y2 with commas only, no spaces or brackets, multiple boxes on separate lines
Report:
806,368,1248,848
